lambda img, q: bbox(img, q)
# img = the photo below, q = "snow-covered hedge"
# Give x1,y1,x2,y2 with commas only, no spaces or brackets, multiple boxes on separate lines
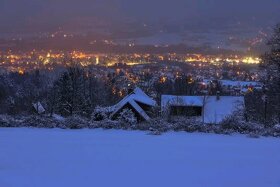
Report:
0,115,22,127
89,119,120,129
91,106,112,121
117,109,137,127
21,115,63,128
63,115,90,129
0,114,280,138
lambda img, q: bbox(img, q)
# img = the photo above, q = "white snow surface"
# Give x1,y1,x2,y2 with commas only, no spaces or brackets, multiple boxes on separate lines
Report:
0,128,280,187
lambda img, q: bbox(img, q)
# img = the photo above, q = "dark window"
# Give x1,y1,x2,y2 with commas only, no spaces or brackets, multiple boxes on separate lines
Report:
170,106,202,116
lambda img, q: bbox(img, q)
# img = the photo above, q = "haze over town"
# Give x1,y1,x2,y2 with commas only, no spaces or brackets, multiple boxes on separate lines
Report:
1,0,280,53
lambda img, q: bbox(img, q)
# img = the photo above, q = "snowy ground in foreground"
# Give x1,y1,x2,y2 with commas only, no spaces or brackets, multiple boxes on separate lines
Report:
0,128,280,187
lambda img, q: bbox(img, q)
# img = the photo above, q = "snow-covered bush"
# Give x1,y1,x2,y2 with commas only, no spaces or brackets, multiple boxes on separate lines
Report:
22,115,61,128
91,106,111,121
274,124,280,133
220,109,267,135
0,115,25,127
117,109,137,127
0,112,279,138
245,122,265,132
220,108,247,132
98,120,121,129
0,115,12,127
63,115,90,129
221,115,246,132
170,117,203,132
140,118,172,132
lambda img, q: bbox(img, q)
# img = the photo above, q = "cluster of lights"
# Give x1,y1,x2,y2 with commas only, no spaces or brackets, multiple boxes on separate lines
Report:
185,55,261,64
242,57,261,64
0,51,262,77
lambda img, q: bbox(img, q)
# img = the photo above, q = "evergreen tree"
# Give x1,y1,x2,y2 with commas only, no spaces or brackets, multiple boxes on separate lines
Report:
261,24,280,123
54,67,91,116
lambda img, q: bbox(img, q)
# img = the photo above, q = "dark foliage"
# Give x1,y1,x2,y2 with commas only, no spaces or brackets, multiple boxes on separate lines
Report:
261,24,280,124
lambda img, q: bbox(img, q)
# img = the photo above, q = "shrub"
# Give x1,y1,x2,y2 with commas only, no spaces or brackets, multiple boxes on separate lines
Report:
0,115,11,127
0,113,279,138
89,119,121,129
274,124,280,133
63,115,89,129
22,115,61,128
143,118,172,132
91,106,112,121
117,109,137,128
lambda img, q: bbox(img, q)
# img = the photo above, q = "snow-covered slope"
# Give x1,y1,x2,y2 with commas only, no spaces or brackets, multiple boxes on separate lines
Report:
0,128,279,187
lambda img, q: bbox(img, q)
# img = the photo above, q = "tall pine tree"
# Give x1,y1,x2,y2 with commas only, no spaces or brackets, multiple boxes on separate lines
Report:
54,67,91,116
261,24,280,123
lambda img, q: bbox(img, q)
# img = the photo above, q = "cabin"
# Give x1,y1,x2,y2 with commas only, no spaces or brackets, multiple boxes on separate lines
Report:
161,95,244,124
110,87,157,121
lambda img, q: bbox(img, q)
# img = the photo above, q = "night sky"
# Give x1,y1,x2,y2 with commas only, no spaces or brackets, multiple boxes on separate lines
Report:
0,0,279,50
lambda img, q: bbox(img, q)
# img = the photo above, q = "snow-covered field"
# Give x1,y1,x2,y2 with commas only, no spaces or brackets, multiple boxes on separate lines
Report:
0,128,279,187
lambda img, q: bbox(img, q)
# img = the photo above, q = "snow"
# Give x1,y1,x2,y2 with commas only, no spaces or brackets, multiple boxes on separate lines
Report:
131,94,156,106
0,128,279,187
131,87,157,106
203,96,244,124
133,87,150,98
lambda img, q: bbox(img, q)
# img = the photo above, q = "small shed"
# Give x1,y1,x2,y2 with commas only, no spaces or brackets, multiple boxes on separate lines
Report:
161,95,244,124
110,87,157,121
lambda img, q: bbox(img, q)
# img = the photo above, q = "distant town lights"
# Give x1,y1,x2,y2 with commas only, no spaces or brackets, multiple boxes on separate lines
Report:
96,56,99,65
18,69,24,75
242,57,260,64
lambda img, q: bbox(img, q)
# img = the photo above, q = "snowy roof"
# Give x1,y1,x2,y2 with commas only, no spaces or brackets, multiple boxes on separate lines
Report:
161,95,244,124
132,87,157,106
203,96,244,124
161,95,204,108
204,79,262,87
110,87,156,121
